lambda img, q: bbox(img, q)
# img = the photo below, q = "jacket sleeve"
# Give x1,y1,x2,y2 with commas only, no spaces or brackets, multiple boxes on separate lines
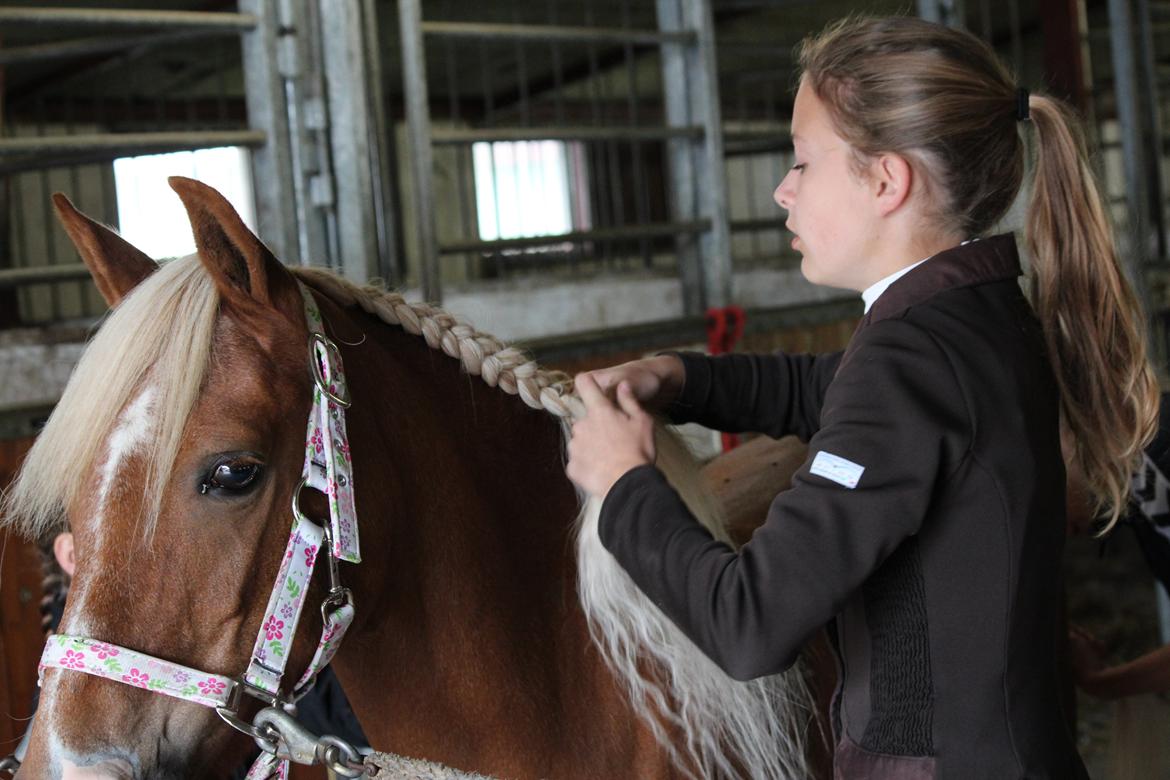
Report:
666,349,843,441
600,319,970,681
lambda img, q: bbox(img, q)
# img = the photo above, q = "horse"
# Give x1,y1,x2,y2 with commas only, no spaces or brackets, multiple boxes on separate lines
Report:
2,178,813,779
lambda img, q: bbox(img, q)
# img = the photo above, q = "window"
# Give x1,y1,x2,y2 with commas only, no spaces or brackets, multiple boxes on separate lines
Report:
113,146,255,259
473,140,588,241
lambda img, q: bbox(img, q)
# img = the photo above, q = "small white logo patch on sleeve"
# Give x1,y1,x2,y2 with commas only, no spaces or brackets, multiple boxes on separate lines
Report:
810,451,865,489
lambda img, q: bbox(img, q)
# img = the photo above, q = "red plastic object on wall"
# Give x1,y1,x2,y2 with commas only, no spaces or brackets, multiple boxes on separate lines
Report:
705,305,746,452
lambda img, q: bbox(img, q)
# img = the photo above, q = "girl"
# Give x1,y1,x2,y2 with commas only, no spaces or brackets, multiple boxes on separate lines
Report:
566,16,1158,778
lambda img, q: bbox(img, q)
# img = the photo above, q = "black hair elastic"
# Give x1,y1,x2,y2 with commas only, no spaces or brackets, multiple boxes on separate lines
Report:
1016,88,1031,122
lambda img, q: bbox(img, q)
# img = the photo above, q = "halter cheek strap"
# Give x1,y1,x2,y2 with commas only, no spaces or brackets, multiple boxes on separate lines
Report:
38,282,360,779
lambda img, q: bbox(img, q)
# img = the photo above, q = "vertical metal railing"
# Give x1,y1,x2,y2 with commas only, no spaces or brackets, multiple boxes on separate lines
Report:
397,0,729,313
0,6,263,326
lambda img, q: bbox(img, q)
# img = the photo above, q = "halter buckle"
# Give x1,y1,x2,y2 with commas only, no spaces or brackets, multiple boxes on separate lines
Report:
309,332,351,408
321,586,355,624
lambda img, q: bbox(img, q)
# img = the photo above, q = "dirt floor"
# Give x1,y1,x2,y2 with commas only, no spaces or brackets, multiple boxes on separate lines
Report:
1065,524,1170,779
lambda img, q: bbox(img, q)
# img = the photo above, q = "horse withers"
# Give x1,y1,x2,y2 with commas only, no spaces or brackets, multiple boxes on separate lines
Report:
2,178,812,779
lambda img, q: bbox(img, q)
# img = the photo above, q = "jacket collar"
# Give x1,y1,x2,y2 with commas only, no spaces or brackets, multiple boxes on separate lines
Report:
863,233,1022,327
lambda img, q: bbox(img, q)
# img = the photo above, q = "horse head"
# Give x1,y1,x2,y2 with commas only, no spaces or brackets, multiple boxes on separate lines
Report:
6,178,333,778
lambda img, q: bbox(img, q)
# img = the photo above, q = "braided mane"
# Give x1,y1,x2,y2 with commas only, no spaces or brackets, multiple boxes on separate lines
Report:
291,268,586,422
296,268,813,780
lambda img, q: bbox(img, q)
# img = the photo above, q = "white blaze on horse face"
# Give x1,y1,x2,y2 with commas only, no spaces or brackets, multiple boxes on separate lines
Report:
64,384,156,636
46,386,156,768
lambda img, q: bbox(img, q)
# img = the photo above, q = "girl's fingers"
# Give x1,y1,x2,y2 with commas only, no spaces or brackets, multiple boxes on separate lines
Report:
575,373,609,410
616,381,644,418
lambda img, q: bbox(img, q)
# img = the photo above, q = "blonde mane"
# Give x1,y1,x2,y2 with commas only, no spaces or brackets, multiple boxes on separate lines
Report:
3,258,811,779
1,255,218,543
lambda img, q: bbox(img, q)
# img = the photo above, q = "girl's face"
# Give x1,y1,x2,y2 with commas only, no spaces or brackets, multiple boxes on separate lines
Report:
774,80,880,291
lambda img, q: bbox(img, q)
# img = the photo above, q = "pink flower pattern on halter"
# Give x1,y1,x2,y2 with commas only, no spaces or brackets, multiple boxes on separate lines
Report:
123,668,150,687
62,650,86,670
264,616,285,641
198,678,226,696
92,642,119,660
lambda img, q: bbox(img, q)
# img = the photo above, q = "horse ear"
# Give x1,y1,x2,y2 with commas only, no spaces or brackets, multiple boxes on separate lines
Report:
167,176,302,327
51,193,158,307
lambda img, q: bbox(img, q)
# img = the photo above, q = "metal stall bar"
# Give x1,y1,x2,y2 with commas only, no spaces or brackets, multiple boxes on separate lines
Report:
0,7,256,30
402,7,717,305
432,126,703,144
657,0,731,313
320,0,394,284
238,0,304,268
0,265,90,288
438,219,709,254
399,0,442,301
420,21,695,46
0,130,267,177
0,130,266,154
1108,0,1160,310
0,30,222,67
239,0,394,282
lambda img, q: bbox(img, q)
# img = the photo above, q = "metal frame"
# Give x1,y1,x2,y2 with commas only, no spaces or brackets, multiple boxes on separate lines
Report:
420,21,696,47
2,1,396,293
396,2,730,310
0,7,256,30
658,0,732,313
1108,0,1163,311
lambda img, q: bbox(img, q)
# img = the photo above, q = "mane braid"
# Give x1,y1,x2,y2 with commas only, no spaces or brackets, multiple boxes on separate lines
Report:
295,268,813,780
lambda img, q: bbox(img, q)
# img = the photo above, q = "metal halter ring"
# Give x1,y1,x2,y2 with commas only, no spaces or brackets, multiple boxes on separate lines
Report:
309,332,351,408
291,477,314,525
317,735,366,778
216,706,281,754
215,678,285,750
0,755,20,776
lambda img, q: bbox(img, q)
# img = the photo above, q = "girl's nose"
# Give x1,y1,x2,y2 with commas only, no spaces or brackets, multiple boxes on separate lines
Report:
774,174,795,210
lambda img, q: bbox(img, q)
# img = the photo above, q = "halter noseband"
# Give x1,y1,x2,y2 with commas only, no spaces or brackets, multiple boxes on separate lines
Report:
34,282,362,779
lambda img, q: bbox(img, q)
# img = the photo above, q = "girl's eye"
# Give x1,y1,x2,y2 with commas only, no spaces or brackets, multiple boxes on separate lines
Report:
200,459,262,495
792,163,807,173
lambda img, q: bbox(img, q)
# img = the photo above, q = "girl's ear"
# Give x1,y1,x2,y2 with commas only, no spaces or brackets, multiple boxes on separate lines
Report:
871,152,915,217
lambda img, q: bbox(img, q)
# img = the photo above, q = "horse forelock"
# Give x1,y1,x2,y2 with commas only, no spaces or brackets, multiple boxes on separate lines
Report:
1,254,219,544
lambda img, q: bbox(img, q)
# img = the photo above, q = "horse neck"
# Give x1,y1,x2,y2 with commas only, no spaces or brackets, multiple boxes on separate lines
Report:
326,310,669,776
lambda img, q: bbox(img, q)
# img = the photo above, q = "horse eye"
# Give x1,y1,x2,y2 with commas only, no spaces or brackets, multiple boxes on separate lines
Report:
200,459,262,495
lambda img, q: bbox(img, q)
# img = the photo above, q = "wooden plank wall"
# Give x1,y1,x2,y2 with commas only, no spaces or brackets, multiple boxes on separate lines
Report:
0,437,40,753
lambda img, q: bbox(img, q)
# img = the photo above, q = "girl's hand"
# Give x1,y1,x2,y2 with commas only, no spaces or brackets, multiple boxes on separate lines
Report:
566,375,657,499
575,354,685,412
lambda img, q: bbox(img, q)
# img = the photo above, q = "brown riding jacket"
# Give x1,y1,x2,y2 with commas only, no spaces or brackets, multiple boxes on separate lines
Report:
598,235,1087,779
